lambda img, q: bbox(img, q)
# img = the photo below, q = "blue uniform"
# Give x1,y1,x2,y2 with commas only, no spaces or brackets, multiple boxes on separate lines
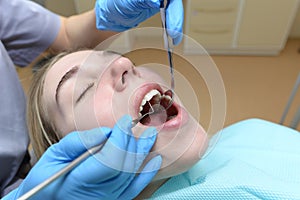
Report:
151,119,300,199
0,0,59,196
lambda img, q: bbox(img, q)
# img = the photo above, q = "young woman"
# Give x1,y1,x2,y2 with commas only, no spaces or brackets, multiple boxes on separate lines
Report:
27,49,300,199
1,0,184,198
27,49,208,198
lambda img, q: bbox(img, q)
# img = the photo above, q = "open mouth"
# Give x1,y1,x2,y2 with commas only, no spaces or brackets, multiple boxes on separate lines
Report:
138,89,178,126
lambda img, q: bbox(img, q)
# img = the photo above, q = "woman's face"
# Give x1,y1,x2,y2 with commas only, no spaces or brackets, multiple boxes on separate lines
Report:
43,50,208,180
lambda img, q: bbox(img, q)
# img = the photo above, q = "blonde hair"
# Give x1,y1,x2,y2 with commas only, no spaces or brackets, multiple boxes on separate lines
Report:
27,52,70,159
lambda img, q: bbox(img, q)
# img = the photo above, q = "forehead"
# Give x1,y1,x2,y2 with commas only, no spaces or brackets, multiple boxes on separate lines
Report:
43,50,120,104
46,50,120,83
49,50,120,74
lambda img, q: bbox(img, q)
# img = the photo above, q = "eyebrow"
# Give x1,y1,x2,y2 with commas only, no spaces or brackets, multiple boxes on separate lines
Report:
55,66,79,105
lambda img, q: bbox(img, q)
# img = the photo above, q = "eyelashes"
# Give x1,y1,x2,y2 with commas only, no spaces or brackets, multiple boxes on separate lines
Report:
75,69,130,104
76,82,95,104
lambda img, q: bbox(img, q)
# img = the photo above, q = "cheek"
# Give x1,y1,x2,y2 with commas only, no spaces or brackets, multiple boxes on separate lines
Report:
138,68,167,85
150,117,208,179
73,99,99,131
72,85,115,130
93,87,116,128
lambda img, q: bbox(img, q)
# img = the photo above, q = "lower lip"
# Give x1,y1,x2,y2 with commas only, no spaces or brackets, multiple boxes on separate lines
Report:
157,102,189,131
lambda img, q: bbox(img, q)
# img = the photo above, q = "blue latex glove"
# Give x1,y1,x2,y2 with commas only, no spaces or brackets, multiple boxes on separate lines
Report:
95,0,183,45
3,115,161,200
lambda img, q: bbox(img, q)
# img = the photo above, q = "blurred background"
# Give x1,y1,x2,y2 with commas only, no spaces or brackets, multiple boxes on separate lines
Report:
19,0,300,133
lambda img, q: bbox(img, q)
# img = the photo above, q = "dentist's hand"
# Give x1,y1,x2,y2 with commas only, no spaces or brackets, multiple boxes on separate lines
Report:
3,115,161,200
95,0,184,45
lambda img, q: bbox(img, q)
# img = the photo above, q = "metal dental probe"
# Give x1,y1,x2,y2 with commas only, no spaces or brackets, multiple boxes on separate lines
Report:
132,0,175,127
160,0,175,106
132,101,156,127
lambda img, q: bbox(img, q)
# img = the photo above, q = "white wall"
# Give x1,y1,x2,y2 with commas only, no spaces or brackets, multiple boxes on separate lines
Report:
44,0,95,16
289,3,300,38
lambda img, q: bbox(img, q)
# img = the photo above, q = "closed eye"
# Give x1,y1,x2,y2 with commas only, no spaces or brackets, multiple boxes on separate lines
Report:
76,83,95,104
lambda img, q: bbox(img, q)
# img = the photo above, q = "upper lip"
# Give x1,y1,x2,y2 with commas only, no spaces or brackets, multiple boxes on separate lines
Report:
132,83,164,117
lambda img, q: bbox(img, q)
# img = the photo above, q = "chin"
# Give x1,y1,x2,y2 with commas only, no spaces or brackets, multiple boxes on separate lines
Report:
150,115,208,181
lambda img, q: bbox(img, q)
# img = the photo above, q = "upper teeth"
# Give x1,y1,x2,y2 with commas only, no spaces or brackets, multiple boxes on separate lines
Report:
139,89,161,112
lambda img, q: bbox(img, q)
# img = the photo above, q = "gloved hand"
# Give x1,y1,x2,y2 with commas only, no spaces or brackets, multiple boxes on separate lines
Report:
95,0,183,45
3,115,161,200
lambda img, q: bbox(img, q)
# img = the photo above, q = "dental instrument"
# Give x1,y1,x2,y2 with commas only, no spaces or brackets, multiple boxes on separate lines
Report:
160,0,175,99
132,1,175,127
132,101,156,127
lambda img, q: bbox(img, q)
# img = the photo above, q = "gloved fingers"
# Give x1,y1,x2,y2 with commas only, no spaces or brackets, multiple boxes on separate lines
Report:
74,115,135,183
137,127,157,154
119,155,162,199
120,126,157,174
119,133,137,174
48,127,111,160
110,126,158,196
100,115,135,170
132,0,161,9
112,131,138,192
95,0,161,31
134,127,157,170
166,0,184,45
110,126,157,194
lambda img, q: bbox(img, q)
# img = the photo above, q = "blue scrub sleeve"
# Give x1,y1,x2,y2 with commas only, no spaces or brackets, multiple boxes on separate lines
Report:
0,0,60,67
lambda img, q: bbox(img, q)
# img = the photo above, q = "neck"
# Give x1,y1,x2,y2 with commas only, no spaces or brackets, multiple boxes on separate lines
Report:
134,178,169,200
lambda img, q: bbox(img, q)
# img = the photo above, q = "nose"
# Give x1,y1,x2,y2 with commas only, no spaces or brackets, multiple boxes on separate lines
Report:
110,57,132,76
110,57,135,92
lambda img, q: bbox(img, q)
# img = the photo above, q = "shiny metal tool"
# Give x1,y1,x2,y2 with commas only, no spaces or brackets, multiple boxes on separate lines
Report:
160,0,175,96
131,0,175,127
132,101,155,127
